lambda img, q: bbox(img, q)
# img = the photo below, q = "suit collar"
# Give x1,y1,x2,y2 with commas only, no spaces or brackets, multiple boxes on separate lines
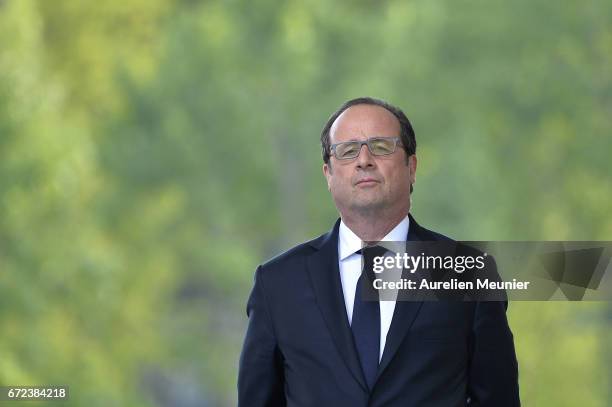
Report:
407,212,429,241
306,218,369,392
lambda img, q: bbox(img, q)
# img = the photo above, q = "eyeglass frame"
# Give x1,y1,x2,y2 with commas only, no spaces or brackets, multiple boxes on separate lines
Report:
328,136,404,160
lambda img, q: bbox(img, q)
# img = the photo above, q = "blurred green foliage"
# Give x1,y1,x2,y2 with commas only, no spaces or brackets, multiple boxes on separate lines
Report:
1,0,611,405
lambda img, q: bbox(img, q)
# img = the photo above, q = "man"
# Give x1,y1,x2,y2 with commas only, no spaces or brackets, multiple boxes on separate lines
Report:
238,97,520,406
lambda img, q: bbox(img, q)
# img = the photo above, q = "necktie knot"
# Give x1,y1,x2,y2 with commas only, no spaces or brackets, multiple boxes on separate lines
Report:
356,244,388,257
357,245,388,285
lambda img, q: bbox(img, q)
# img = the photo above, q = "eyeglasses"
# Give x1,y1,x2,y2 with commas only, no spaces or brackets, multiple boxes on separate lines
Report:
329,137,403,160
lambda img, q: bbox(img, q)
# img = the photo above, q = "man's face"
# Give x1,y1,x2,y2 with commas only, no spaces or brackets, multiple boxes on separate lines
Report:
323,104,417,217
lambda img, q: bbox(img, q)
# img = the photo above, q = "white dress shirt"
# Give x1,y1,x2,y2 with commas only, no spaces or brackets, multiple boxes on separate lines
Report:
338,216,410,361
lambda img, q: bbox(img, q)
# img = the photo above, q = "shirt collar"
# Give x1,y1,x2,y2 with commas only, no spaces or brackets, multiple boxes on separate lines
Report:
338,215,410,261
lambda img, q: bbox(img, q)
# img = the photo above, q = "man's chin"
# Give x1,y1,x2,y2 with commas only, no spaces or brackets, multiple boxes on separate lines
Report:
349,199,386,214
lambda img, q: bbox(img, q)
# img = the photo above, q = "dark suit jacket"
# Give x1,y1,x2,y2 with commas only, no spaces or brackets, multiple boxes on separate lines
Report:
238,215,520,406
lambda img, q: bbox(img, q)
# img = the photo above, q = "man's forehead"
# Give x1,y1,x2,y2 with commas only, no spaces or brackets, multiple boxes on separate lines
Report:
330,104,401,142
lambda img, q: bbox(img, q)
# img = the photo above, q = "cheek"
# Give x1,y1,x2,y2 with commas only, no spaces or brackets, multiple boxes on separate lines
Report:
329,177,346,193
328,172,352,195
388,168,412,190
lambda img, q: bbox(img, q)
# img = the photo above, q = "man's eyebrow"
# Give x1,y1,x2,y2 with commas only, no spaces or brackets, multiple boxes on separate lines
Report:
334,135,397,142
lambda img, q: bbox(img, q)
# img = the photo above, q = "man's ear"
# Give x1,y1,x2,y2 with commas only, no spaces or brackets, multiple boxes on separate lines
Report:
408,155,417,185
323,162,332,191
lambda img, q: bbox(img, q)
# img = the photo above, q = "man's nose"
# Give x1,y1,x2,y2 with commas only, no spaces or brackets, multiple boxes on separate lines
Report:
356,143,376,168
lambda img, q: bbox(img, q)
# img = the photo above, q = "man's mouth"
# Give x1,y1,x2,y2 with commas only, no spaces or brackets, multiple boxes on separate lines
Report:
355,178,380,186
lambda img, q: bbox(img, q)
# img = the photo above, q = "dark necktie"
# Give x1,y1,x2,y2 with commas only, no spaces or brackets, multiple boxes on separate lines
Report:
352,245,387,390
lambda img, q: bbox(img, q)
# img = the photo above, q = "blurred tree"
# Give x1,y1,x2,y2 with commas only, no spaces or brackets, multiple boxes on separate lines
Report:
0,0,610,405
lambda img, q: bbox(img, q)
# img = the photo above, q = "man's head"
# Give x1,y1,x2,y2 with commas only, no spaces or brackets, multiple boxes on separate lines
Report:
321,97,417,219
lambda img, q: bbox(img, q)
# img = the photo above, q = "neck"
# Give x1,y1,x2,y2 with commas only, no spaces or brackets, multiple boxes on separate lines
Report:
341,210,408,241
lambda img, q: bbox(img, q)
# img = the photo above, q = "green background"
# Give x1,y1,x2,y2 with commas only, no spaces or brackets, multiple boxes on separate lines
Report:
1,0,611,405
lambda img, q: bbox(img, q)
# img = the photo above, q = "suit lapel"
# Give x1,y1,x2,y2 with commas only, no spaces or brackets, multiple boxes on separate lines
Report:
306,219,369,392
375,214,425,383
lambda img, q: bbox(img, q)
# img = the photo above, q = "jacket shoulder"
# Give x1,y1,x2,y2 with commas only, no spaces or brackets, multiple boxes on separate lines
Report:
259,231,327,271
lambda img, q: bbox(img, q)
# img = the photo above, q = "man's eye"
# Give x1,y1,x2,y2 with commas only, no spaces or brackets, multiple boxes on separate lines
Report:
338,144,359,157
370,141,393,154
